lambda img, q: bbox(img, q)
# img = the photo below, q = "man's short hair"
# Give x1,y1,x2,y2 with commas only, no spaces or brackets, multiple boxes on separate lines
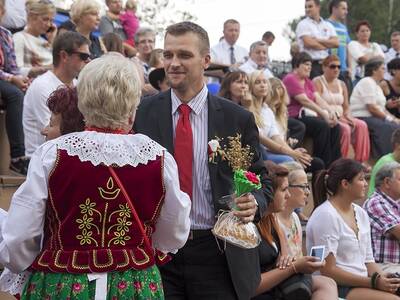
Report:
223,19,239,29
328,0,346,14
52,32,90,67
134,27,156,45
249,41,267,53
392,129,400,149
391,31,400,38
375,162,400,188
306,0,321,5
262,31,275,41
165,21,210,54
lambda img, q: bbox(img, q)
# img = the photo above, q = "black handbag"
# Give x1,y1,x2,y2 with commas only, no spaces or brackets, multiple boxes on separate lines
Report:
275,273,313,300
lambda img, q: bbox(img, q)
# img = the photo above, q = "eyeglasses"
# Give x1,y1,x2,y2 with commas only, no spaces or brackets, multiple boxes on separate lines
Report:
69,51,91,61
289,184,310,191
328,64,341,70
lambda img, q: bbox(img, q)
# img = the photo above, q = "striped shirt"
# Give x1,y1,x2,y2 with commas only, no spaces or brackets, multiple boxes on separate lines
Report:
363,189,400,263
171,85,214,229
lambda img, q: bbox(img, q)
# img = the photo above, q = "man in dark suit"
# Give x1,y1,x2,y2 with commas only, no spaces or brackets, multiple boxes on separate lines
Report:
134,21,272,300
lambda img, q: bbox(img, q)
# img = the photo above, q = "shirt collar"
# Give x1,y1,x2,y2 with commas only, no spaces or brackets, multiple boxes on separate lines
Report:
171,84,208,116
375,189,400,206
248,58,266,70
221,38,235,50
306,16,324,24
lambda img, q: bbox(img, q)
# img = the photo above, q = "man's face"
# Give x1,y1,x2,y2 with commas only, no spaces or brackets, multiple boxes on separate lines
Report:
332,1,348,22
137,33,155,57
65,44,91,78
305,0,320,18
223,22,240,45
263,36,275,46
250,45,268,66
387,169,400,199
107,0,122,14
391,35,400,51
163,32,210,93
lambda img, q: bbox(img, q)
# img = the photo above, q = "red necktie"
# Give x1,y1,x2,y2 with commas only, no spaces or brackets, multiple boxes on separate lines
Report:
174,104,193,199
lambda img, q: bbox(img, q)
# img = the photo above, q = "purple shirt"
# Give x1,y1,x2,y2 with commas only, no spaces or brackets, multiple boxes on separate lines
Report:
283,73,316,118
363,189,400,263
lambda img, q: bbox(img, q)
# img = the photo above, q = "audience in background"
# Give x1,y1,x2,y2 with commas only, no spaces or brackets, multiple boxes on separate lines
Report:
120,0,139,47
148,48,164,69
23,32,90,157
99,0,126,40
308,158,400,300
295,0,339,78
211,19,248,67
380,58,400,118
368,129,400,197
101,32,124,54
350,58,400,158
69,0,105,59
283,52,341,167
348,20,384,84
364,162,400,274
262,31,275,46
0,0,26,33
384,32,400,80
314,55,370,165
218,70,250,105
13,0,56,78
148,67,169,92
0,0,30,176
240,41,273,78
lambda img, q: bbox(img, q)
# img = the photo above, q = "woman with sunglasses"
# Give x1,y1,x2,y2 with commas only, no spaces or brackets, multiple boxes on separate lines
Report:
307,158,400,300
313,55,370,167
13,0,56,78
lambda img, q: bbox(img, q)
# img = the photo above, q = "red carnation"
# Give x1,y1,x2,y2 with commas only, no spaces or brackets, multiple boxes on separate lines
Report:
244,171,260,185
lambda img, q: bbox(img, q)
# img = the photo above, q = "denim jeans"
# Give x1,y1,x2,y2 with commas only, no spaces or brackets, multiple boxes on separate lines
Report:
0,80,25,158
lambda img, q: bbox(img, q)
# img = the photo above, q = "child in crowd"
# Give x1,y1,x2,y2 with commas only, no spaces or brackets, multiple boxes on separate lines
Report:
120,0,140,47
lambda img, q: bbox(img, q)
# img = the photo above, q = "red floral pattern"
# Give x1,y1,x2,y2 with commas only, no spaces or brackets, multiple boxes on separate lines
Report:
244,171,260,185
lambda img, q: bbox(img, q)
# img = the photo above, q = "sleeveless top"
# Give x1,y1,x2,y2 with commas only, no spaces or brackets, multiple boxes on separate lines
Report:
30,149,169,274
384,79,400,118
316,75,344,117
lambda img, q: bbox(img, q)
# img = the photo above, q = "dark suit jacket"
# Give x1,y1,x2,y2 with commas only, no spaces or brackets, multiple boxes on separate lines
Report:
134,90,272,300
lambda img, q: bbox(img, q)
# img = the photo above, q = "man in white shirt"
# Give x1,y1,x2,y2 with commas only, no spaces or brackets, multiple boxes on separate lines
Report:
0,0,26,33
23,31,90,156
211,19,248,67
296,0,338,78
385,32,400,80
239,41,274,78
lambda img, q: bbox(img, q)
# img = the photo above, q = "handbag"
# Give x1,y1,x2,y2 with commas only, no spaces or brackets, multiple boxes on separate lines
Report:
298,107,318,118
275,273,313,300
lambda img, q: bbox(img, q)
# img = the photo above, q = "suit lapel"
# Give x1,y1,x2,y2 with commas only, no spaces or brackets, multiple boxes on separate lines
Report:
207,94,224,198
156,91,174,154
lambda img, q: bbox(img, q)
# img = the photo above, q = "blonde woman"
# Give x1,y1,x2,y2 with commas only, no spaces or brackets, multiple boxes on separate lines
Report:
13,0,56,77
69,0,106,59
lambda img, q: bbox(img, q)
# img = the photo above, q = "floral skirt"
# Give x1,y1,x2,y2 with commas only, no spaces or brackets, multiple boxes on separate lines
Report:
21,266,164,300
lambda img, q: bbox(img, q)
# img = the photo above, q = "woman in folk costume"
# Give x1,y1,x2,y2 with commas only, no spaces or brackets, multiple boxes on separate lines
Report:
0,53,191,299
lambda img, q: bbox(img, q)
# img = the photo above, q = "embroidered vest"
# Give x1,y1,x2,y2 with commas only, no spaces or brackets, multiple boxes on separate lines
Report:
30,149,168,274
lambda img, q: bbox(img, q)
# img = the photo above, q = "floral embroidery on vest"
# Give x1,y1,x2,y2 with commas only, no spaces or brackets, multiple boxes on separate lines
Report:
76,177,132,247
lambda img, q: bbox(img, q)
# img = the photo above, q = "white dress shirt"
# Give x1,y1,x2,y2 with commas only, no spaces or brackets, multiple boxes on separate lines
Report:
384,47,400,80
0,132,191,273
171,85,215,229
0,0,26,29
23,71,76,157
211,38,248,65
239,58,274,79
306,200,375,277
296,16,337,60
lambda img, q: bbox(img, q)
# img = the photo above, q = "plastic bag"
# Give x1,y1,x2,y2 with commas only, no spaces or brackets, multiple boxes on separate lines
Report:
212,210,261,249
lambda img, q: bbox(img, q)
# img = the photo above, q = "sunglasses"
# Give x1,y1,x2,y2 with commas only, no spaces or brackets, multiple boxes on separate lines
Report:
289,184,310,191
69,51,91,61
328,64,341,70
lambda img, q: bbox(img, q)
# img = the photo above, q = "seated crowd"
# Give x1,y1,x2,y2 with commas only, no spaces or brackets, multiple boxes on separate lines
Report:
2,0,400,299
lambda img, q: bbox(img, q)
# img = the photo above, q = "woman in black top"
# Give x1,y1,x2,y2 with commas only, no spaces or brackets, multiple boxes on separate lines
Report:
380,58,400,118
252,162,338,300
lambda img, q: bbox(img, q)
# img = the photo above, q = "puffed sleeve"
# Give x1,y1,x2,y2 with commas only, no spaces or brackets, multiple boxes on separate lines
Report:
306,208,341,260
0,142,57,273
152,151,191,253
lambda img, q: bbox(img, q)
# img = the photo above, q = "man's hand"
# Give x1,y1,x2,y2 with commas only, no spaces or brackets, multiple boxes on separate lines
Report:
233,193,257,223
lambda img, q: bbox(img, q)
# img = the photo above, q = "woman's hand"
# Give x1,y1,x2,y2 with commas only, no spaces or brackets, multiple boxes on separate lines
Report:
11,75,30,91
292,149,312,168
293,256,324,274
276,254,295,270
376,273,400,293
